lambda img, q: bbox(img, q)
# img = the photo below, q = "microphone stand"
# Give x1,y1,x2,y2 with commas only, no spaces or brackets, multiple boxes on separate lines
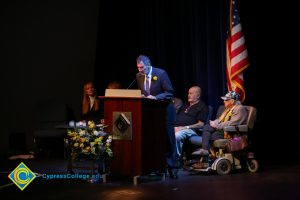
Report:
126,78,137,89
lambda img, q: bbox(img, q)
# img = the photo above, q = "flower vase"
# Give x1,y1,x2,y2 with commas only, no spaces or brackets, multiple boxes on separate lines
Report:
98,154,111,175
87,160,100,183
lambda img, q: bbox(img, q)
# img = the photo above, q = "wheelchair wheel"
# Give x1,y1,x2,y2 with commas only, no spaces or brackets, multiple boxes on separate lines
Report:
216,159,232,175
247,159,259,173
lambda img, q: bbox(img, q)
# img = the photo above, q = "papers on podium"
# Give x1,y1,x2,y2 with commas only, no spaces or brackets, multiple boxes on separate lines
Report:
105,89,141,98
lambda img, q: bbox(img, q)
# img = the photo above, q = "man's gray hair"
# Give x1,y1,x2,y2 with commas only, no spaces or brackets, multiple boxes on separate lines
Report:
136,55,151,66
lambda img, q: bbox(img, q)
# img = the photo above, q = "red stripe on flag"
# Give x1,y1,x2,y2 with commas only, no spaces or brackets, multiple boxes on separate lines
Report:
231,44,247,58
230,59,249,79
225,0,249,102
231,31,243,42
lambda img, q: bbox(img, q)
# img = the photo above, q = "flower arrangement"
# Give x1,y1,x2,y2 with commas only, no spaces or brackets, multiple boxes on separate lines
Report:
67,121,113,161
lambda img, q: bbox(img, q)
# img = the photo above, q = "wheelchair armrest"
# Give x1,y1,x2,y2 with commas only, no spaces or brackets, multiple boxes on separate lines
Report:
224,125,248,132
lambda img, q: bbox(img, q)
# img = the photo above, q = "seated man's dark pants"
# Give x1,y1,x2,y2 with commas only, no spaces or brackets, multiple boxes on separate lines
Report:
201,124,223,150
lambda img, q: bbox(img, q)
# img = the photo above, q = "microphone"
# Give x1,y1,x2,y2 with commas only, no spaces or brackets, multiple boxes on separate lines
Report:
126,78,137,89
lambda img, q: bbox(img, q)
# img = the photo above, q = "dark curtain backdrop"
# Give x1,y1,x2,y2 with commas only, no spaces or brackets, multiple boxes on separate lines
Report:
95,0,230,114
1,0,298,162
94,0,300,162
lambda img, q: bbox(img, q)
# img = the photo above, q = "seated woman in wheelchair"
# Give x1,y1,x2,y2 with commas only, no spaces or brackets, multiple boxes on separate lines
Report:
191,91,248,169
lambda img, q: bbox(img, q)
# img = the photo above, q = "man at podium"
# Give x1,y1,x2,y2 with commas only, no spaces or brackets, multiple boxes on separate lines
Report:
136,55,179,179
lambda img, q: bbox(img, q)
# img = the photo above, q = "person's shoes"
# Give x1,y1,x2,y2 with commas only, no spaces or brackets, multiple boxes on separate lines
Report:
191,148,209,156
182,159,198,171
184,158,199,166
192,162,209,169
167,167,178,179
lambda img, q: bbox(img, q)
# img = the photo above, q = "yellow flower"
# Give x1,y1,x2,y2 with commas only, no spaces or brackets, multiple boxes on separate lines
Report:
90,142,96,147
85,146,91,152
98,136,103,141
67,121,113,161
153,76,158,81
88,121,95,129
80,138,86,143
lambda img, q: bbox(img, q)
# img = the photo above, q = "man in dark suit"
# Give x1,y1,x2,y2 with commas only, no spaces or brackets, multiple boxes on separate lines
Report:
136,56,173,100
136,55,179,179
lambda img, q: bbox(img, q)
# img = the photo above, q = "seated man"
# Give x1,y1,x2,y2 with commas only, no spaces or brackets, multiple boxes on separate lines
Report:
174,86,208,163
192,91,248,169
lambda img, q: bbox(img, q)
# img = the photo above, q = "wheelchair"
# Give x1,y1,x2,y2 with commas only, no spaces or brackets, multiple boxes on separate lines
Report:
183,105,259,175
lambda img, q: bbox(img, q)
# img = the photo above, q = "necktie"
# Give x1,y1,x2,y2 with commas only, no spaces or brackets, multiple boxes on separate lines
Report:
145,77,150,96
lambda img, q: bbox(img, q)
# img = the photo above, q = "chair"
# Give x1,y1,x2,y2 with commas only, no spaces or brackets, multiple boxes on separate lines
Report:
182,105,214,162
188,105,214,146
213,105,257,150
205,105,259,174
33,99,71,157
185,105,258,173
189,105,257,149
173,97,183,114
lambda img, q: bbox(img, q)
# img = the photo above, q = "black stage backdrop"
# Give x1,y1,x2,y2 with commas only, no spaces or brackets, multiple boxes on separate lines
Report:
94,0,299,163
0,0,299,163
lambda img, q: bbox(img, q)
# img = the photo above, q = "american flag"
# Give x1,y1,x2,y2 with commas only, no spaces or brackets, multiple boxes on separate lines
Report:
226,0,249,102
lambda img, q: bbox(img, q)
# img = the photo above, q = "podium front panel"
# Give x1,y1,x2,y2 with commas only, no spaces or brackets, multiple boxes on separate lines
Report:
103,97,167,177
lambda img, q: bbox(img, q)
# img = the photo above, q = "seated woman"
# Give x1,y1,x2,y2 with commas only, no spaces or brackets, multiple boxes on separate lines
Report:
82,81,103,123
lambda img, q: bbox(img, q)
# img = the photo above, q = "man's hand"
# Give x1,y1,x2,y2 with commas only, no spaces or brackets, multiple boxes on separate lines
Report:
174,126,186,132
209,120,218,128
146,95,157,99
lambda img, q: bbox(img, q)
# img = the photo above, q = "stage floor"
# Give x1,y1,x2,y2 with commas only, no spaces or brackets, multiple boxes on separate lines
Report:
1,157,300,200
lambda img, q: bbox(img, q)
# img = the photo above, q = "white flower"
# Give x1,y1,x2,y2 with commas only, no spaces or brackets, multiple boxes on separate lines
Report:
106,138,112,143
99,131,106,136
91,147,96,154
93,131,100,136
67,121,113,160
79,130,85,136
90,142,96,147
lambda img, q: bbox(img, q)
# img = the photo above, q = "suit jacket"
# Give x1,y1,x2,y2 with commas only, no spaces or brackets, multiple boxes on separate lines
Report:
213,104,247,130
136,67,174,100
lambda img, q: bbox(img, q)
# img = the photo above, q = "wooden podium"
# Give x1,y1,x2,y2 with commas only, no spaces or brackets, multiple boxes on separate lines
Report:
102,96,168,177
